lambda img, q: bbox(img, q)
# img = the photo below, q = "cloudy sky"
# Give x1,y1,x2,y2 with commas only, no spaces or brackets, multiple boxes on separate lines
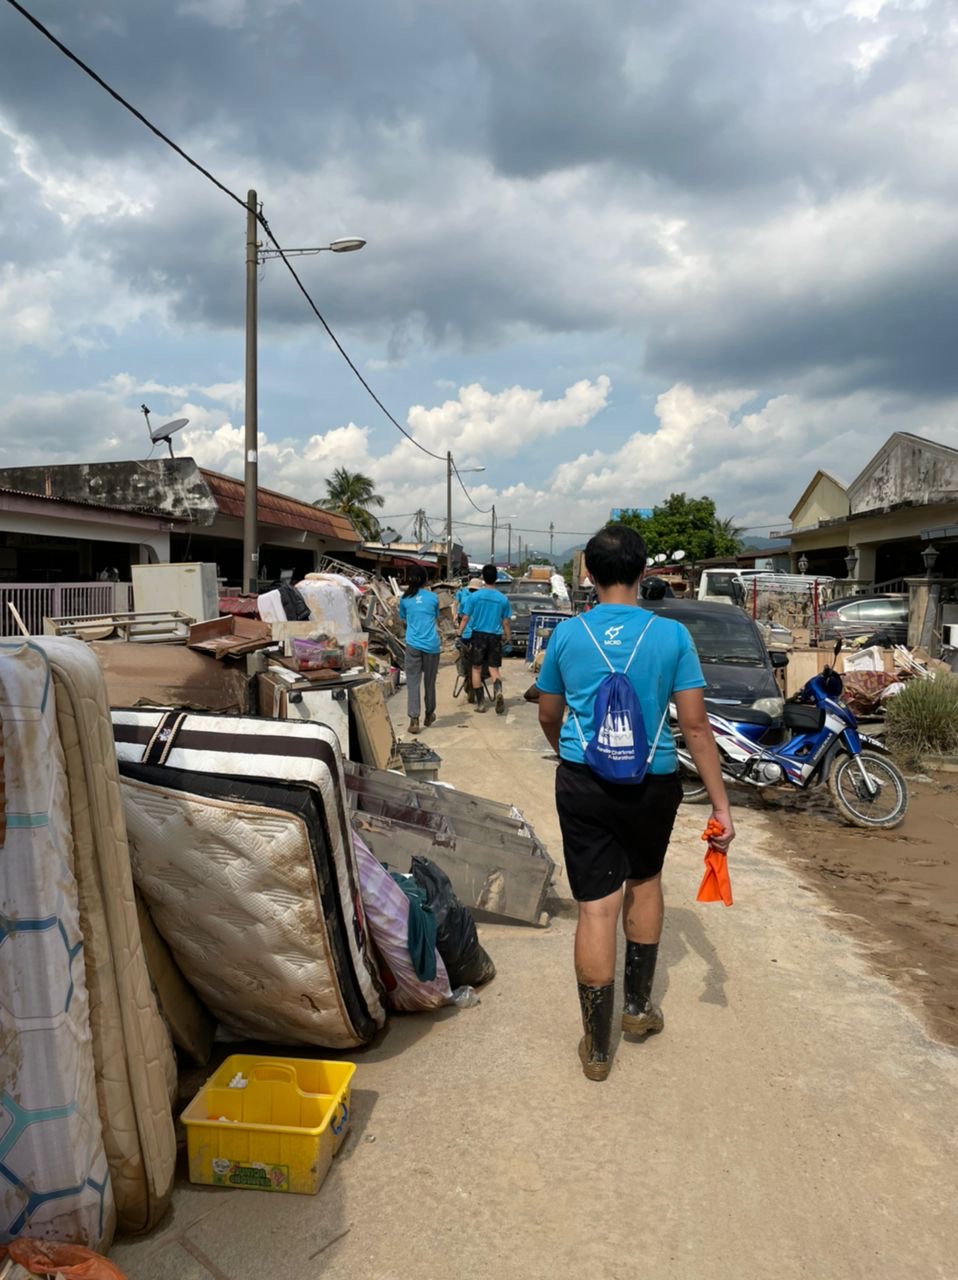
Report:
1,0,956,558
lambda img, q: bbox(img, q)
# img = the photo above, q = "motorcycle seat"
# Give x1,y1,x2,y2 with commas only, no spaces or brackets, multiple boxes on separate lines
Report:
706,703,773,727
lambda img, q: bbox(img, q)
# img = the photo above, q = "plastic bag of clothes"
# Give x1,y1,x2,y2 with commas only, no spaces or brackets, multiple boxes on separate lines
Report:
0,1241,127,1278
353,834,452,1011
410,856,496,988
295,576,363,642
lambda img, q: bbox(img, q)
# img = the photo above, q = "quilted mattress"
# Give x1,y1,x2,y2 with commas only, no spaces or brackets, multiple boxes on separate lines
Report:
31,639,176,1237
113,712,386,1048
0,642,113,1249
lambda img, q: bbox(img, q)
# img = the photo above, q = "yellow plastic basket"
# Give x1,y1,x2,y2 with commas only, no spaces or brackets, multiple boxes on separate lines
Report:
181,1054,356,1195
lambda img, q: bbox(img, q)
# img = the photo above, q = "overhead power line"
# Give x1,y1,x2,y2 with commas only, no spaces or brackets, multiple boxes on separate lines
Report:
4,0,449,468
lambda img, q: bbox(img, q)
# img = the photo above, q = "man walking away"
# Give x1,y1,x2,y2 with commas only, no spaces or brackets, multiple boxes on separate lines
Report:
537,525,734,1081
398,566,441,734
457,577,482,703
459,564,512,714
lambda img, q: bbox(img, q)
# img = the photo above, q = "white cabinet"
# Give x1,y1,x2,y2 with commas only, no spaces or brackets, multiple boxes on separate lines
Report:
131,563,220,622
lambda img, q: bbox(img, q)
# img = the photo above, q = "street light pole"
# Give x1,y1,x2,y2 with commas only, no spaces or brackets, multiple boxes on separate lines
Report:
446,451,453,578
490,505,496,562
243,189,259,596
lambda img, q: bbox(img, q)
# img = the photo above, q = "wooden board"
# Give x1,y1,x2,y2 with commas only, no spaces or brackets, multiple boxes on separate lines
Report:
348,680,404,771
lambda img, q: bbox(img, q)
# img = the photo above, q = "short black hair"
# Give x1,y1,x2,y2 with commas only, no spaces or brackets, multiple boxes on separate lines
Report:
584,524,648,588
481,564,498,584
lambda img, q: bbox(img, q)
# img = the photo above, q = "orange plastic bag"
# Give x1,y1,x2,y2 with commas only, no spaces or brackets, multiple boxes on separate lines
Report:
696,818,733,906
0,1241,127,1279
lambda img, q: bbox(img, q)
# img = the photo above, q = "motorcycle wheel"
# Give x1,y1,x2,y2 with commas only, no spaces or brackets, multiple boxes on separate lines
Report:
679,766,708,803
827,751,908,829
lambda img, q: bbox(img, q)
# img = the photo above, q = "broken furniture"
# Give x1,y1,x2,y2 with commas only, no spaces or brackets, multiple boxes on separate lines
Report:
349,678,404,771
42,609,193,643
187,614,272,659
90,641,253,713
345,762,555,926
258,666,373,758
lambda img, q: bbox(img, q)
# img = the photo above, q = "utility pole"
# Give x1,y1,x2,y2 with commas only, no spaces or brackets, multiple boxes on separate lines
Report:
243,189,259,595
445,451,453,578
507,522,512,567
490,505,496,563
549,521,554,562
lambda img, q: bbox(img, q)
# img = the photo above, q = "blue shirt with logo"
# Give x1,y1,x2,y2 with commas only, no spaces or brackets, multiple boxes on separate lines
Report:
461,587,511,636
399,589,441,654
457,589,478,639
537,604,706,772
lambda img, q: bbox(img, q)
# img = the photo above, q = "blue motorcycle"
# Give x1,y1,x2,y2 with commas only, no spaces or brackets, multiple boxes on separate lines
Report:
675,645,908,829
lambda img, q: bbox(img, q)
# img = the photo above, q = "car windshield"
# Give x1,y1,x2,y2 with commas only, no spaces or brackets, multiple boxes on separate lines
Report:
510,598,543,617
678,614,768,666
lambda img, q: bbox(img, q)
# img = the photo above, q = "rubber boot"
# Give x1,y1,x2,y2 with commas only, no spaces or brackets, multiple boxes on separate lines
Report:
474,684,487,713
577,982,614,1082
494,677,505,715
622,941,664,1036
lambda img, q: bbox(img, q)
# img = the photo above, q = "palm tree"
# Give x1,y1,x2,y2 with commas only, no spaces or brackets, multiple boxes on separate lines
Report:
315,468,384,540
714,514,745,554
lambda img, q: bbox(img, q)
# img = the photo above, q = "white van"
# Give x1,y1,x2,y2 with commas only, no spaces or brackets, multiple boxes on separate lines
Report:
696,568,746,606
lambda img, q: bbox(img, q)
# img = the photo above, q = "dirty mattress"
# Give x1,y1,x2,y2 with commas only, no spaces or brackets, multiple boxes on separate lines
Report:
113,712,385,1047
0,642,113,1249
31,639,177,1238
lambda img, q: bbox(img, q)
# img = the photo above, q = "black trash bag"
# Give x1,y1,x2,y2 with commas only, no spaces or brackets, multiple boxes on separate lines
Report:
270,581,311,621
410,856,496,988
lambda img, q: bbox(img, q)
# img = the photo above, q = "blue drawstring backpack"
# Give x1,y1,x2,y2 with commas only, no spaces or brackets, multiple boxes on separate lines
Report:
570,615,670,785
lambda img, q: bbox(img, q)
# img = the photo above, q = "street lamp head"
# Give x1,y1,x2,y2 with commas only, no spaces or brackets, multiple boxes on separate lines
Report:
329,237,366,253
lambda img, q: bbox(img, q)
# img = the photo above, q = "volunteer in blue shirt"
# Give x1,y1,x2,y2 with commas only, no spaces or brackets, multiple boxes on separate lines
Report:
458,564,512,714
398,566,441,735
456,577,482,704
537,524,734,1082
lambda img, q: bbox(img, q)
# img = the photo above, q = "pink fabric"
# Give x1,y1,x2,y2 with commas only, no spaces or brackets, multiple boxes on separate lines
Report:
353,833,452,1011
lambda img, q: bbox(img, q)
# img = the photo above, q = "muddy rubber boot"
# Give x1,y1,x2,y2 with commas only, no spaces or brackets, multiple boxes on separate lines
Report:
577,982,614,1081
466,686,475,704
474,685,487,713
494,678,505,715
408,716,421,735
622,941,664,1036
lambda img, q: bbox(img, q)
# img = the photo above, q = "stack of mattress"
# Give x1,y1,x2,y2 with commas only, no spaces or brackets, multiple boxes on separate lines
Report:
1,639,176,1251
112,711,386,1048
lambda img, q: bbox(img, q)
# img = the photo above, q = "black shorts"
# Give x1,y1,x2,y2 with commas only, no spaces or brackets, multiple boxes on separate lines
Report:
555,761,682,902
469,631,503,669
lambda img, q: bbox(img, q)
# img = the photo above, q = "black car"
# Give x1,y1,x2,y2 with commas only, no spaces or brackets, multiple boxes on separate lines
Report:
508,594,566,655
819,594,909,645
640,598,787,722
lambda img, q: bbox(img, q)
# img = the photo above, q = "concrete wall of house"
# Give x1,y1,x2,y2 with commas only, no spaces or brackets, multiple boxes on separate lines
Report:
791,475,849,528
849,438,958,514
0,459,218,526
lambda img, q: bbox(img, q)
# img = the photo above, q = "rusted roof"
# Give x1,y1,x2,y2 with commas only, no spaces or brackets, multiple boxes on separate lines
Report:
200,469,360,544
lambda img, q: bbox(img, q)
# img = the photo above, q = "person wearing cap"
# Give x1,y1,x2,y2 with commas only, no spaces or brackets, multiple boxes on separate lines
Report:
458,564,512,714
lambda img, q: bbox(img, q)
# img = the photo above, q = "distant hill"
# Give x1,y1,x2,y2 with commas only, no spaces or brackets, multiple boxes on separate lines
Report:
555,543,585,566
741,536,790,552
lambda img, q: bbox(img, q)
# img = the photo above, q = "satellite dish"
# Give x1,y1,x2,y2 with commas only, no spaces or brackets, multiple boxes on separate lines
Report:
671,549,687,562
654,553,667,564
380,530,402,546
141,405,189,458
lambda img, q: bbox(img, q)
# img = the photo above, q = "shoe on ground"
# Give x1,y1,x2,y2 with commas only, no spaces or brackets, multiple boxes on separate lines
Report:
424,712,436,727
578,1036,611,1082
475,701,487,713
621,1003,664,1037
408,717,421,735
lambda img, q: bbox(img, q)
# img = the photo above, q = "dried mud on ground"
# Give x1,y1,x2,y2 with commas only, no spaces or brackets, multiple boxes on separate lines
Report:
756,771,958,1045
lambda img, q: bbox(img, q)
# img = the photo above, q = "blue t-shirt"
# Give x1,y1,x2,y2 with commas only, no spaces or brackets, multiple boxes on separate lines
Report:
462,587,511,636
399,589,440,654
537,604,706,773
457,590,477,640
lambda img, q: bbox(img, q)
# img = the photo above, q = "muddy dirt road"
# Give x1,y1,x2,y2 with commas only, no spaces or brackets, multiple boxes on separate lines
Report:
114,662,958,1280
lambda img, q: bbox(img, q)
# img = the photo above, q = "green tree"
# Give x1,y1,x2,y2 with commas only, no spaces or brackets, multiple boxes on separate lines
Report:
316,468,384,540
615,494,743,561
